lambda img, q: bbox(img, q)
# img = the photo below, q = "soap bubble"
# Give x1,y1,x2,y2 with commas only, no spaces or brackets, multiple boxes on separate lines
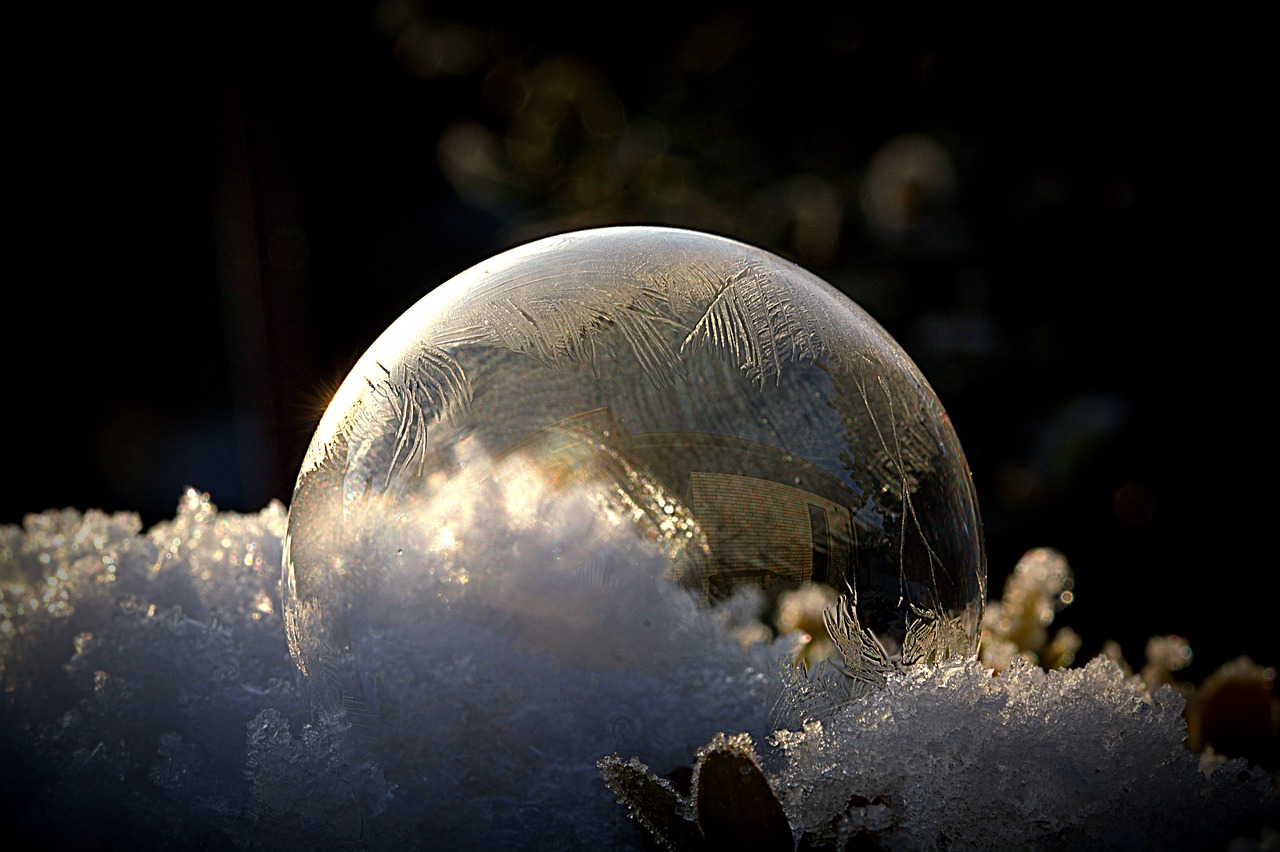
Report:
282,226,984,845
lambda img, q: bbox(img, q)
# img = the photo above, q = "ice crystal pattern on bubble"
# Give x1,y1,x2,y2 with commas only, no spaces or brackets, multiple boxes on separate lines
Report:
282,226,986,847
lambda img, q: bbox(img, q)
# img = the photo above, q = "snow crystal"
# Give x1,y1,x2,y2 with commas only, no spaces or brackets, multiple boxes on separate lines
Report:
2,491,1276,849
771,656,1276,850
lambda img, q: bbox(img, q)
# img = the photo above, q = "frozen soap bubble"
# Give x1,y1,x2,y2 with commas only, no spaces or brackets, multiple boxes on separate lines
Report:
282,226,984,846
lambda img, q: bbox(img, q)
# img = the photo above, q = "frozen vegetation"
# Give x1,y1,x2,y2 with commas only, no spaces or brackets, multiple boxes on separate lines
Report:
2,489,1276,850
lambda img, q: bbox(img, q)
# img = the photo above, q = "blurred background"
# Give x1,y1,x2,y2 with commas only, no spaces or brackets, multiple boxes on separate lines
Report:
6,3,1270,678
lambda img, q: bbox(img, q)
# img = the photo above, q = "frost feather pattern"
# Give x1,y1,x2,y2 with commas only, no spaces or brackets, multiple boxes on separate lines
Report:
439,274,683,384
679,260,836,385
342,344,470,504
429,246,843,390
346,250,854,500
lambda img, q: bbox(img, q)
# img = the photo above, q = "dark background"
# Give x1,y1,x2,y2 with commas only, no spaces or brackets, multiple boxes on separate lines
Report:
6,3,1271,678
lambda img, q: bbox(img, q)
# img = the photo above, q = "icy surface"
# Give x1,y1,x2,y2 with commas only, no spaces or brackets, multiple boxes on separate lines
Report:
2,491,1276,849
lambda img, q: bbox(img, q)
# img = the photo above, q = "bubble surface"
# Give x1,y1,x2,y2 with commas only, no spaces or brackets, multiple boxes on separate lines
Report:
283,226,985,845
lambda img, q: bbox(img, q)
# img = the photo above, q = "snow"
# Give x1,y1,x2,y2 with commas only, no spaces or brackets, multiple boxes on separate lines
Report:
2,489,1276,849
772,656,1273,850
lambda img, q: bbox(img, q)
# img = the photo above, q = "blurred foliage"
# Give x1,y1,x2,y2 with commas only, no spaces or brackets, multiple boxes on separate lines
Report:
980,548,1278,772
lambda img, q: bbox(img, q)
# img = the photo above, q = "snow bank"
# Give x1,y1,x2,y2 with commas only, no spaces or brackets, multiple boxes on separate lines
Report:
1,490,1274,849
